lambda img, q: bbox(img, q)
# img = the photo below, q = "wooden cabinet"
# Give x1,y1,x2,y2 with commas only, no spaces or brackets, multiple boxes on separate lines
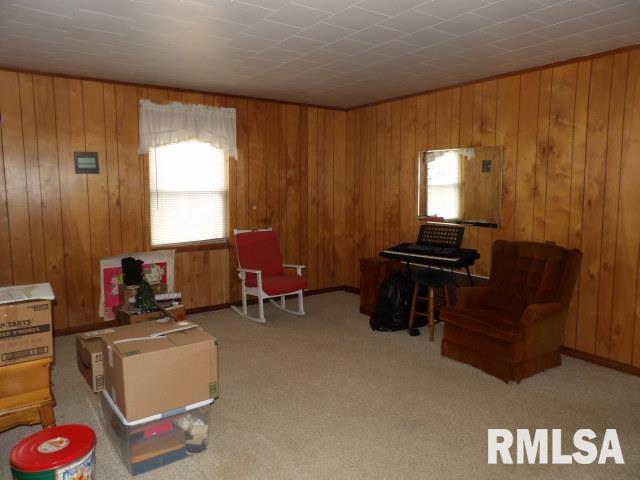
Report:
359,257,401,316
0,358,56,432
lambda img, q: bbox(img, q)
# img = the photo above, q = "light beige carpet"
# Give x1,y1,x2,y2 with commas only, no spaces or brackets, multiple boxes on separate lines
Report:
1,292,639,479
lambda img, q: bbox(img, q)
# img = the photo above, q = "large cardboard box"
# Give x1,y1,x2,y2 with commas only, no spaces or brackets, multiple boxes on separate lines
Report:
0,283,55,367
100,320,218,421
76,328,115,392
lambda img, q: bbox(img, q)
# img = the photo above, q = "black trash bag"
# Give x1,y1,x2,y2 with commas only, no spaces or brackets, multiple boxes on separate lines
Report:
369,271,427,331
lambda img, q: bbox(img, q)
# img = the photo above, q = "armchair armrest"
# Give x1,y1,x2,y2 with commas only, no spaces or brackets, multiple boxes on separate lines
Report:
520,302,567,353
283,264,305,275
520,302,565,326
455,286,492,309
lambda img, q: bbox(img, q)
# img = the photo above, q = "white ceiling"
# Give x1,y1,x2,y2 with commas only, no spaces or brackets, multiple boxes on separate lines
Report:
1,0,639,108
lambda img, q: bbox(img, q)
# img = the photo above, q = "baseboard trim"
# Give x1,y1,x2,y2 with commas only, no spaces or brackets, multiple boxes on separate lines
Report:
560,347,640,377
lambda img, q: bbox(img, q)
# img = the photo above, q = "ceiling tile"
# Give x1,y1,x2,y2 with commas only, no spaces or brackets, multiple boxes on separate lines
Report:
491,32,545,50
532,18,594,40
292,0,353,13
240,0,290,9
581,2,640,27
473,0,545,22
481,15,546,37
278,35,326,52
299,48,350,63
255,47,303,62
320,38,372,54
399,27,455,46
228,33,277,51
266,3,331,28
380,9,443,32
527,0,600,23
324,6,388,30
414,0,485,19
446,30,499,48
367,40,417,56
357,0,426,16
297,22,355,42
245,20,302,40
203,1,274,25
431,13,497,35
413,42,467,60
347,25,404,44
344,50,391,65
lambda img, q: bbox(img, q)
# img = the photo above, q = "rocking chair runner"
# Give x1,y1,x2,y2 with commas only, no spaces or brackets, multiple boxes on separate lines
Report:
230,228,307,323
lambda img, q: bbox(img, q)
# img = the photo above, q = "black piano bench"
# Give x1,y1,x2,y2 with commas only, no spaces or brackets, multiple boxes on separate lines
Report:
408,269,454,341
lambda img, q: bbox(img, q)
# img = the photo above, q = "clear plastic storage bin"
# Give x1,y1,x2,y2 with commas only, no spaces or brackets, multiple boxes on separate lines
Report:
100,391,212,475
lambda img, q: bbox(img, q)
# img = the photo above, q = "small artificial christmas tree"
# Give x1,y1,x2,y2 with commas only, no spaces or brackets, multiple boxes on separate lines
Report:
135,279,157,312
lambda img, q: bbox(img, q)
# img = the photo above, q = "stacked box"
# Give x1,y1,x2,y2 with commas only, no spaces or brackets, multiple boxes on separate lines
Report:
76,328,115,392
0,283,55,367
100,391,211,475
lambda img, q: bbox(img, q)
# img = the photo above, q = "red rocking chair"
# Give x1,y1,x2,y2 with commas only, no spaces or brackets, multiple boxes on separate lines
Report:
230,228,307,323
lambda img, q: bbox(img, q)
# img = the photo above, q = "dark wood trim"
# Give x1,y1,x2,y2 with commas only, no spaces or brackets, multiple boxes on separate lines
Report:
151,240,228,253
560,347,640,378
54,320,118,337
350,44,640,110
343,286,359,294
0,64,346,112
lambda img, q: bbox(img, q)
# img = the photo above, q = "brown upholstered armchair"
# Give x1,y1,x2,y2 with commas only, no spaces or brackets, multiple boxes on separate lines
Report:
440,240,582,383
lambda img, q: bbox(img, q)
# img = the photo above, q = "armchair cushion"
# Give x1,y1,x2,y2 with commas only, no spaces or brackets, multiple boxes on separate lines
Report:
440,306,522,342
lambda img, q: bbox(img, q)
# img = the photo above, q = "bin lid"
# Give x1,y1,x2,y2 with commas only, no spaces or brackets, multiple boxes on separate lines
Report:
10,424,95,472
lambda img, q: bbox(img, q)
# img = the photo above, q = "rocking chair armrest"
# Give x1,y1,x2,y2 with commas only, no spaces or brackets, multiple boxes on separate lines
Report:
237,267,262,275
283,264,305,275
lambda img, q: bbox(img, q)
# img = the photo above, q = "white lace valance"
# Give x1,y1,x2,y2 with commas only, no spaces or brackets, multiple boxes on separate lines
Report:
138,99,237,158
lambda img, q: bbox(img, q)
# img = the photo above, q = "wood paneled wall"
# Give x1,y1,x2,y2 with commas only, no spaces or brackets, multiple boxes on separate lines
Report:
0,70,351,332
347,47,640,368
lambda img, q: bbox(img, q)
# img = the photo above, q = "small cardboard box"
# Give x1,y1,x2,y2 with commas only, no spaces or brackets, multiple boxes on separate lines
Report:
0,283,55,367
76,327,115,392
100,320,219,421
117,284,139,308
117,305,186,325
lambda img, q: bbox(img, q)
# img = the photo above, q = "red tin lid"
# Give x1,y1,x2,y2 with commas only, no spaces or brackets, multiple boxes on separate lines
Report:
10,424,96,472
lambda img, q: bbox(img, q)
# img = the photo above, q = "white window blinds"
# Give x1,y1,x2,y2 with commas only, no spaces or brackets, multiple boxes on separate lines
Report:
149,141,227,247
428,151,461,220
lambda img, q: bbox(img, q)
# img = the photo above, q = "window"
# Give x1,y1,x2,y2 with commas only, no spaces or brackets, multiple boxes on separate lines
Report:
149,141,227,247
427,151,461,220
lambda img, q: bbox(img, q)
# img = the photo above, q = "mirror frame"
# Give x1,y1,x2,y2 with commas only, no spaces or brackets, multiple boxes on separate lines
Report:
416,146,503,228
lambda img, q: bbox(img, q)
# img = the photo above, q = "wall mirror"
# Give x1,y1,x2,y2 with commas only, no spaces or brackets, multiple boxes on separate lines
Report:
417,146,503,227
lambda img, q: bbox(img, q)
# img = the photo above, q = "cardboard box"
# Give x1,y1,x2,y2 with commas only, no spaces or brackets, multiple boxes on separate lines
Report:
0,283,55,367
117,284,139,308
100,320,218,421
117,305,186,325
76,327,115,392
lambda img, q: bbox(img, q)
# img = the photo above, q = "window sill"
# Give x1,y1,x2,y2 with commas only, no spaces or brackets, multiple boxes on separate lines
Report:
151,240,228,253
